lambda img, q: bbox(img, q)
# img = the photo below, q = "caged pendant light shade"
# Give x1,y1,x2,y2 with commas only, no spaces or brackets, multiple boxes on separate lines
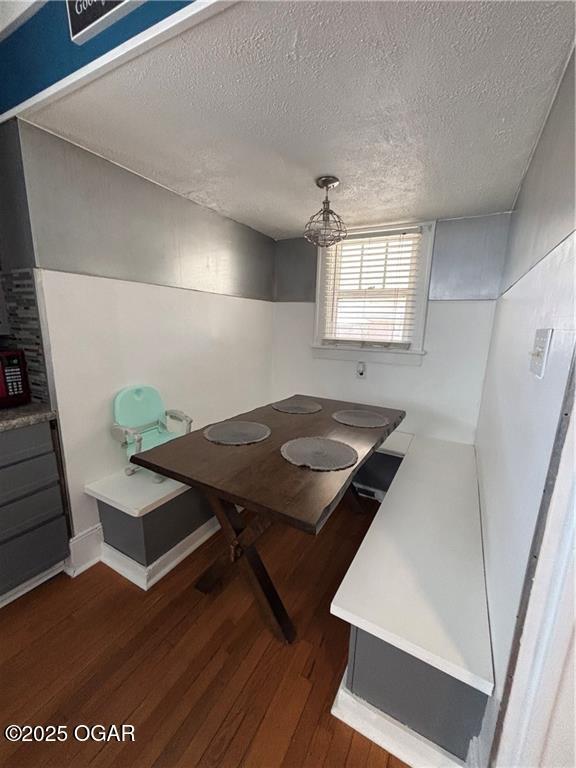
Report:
304,176,347,248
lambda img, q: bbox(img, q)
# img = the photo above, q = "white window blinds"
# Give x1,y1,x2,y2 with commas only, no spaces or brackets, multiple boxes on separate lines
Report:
316,227,426,349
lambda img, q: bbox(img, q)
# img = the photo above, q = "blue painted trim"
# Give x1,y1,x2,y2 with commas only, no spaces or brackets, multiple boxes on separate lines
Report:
0,0,195,117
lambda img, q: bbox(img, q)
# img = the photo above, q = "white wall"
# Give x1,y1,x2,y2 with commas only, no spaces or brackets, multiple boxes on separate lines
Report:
490,413,574,768
541,636,575,768
37,270,274,535
475,54,575,763
476,236,575,693
271,300,495,444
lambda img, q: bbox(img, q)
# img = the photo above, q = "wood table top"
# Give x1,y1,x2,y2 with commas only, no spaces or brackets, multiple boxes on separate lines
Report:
131,395,405,534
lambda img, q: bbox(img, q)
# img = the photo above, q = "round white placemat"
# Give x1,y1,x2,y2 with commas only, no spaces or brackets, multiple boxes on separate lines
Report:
203,421,271,445
280,437,358,471
272,397,322,414
332,409,390,428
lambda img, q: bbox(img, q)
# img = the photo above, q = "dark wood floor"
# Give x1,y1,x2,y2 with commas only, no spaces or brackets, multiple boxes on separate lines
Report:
0,497,409,768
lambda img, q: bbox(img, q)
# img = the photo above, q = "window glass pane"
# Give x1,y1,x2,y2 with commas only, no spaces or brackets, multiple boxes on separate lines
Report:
317,228,424,347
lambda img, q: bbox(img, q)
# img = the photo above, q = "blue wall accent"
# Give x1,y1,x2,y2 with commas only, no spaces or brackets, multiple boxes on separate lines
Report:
0,0,195,117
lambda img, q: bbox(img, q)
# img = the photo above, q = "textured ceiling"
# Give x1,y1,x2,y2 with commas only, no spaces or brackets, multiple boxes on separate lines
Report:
24,1,574,239
0,1,37,40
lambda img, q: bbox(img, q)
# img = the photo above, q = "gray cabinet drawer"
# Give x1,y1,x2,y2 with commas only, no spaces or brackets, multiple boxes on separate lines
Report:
0,423,53,468
0,516,69,595
0,486,63,543
0,453,59,507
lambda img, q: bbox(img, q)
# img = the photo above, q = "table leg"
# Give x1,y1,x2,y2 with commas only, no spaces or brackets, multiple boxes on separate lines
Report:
205,495,296,644
346,484,371,513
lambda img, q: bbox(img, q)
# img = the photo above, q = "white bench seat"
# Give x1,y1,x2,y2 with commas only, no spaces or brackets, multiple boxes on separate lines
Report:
85,470,188,517
331,435,493,695
377,430,413,457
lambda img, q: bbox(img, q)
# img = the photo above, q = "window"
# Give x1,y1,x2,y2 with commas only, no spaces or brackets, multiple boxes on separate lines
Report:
314,223,434,353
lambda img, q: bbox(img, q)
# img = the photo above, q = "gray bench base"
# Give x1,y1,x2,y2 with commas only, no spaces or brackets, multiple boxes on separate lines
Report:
97,486,219,589
332,670,466,768
347,628,487,761
98,487,213,566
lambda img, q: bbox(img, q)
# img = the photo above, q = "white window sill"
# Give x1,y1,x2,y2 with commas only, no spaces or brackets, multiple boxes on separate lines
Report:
311,345,426,366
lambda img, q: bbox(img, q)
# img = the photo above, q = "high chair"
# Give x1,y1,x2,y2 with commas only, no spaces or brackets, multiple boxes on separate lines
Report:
111,385,192,478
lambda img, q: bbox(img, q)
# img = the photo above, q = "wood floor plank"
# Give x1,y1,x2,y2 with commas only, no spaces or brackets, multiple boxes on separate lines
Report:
240,640,313,767
0,500,411,768
195,630,299,767
0,533,227,725
367,742,391,768
117,597,259,768
323,718,355,767
387,755,411,768
0,567,114,661
281,648,340,768
39,571,256,768
345,731,374,768
164,616,271,768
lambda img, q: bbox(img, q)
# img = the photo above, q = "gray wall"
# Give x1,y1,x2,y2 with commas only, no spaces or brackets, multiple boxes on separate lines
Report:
0,120,35,271
18,122,276,301
9,122,515,304
502,54,575,292
274,213,511,302
274,237,317,301
429,214,510,300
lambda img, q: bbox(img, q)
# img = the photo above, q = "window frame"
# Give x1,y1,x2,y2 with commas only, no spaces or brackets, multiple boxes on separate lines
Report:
313,221,436,358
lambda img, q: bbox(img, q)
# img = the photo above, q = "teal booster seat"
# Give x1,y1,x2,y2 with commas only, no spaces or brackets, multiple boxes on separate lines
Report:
111,385,192,477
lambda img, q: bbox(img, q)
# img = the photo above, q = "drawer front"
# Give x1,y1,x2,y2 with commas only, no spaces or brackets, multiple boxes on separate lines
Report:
0,516,69,595
0,486,64,543
0,423,53,468
0,453,59,507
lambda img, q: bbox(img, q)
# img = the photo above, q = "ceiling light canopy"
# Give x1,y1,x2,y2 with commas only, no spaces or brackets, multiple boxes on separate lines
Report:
304,176,347,248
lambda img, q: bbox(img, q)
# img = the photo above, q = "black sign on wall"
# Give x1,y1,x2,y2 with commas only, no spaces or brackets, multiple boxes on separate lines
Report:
66,0,139,45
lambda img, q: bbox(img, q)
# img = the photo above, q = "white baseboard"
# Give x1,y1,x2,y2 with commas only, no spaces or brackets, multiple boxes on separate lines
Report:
331,674,465,768
0,562,66,609
101,517,220,590
101,543,148,589
466,736,482,768
64,523,103,577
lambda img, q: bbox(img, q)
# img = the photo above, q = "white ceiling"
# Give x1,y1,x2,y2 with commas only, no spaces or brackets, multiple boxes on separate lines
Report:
25,1,574,240
0,1,37,40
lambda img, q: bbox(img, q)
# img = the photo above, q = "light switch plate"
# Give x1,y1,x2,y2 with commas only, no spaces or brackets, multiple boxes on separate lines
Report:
530,328,553,379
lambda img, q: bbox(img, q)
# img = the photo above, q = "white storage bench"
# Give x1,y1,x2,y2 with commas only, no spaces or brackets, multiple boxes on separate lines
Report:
85,471,219,589
331,435,493,766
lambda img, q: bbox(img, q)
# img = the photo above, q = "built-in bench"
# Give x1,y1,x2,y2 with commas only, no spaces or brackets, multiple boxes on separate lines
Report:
85,471,219,589
331,435,493,767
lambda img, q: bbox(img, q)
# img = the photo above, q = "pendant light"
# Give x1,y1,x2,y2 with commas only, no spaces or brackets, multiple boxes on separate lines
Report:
303,176,347,248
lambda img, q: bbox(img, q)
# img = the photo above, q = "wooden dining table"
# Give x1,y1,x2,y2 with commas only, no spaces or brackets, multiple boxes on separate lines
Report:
131,395,405,643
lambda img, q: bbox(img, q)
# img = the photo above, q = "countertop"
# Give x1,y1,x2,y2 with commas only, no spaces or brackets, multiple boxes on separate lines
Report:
0,403,56,433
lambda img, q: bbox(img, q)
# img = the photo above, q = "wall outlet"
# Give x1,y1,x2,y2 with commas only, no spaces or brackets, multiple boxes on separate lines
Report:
356,361,366,379
530,328,553,379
